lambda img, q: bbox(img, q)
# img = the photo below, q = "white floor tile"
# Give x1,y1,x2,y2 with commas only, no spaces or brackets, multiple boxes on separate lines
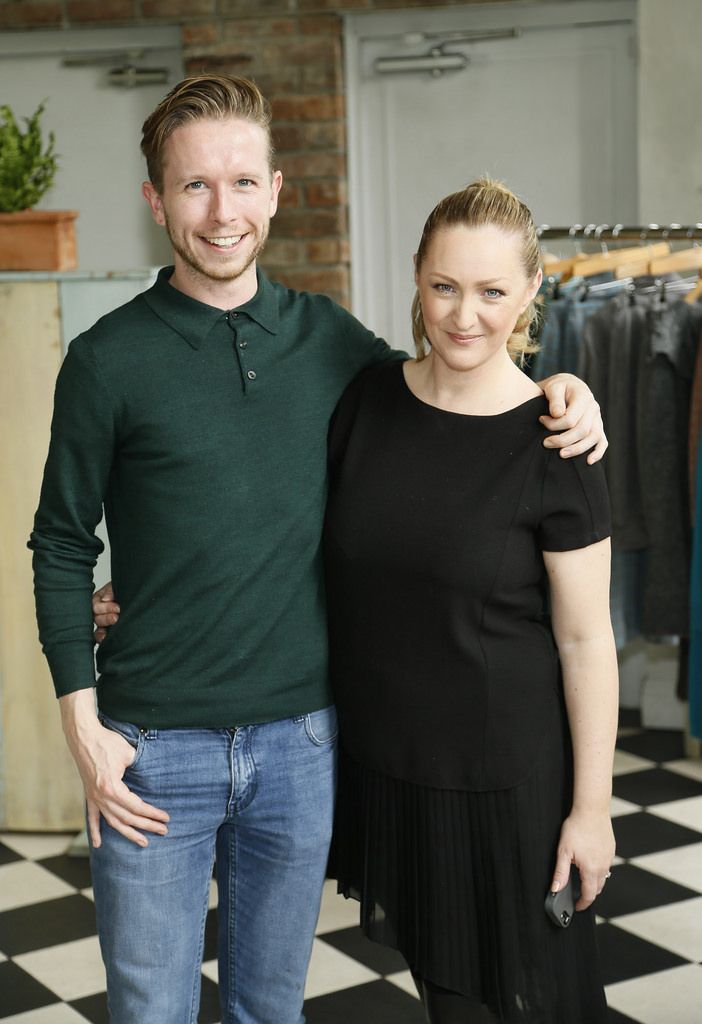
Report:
606,964,702,1024
0,1006,92,1024
631,842,702,893
612,896,702,962
202,958,218,984
315,879,362,935
304,937,379,999
0,833,74,860
610,795,640,817
665,759,702,784
14,935,106,1002
209,878,218,910
649,796,702,832
386,969,421,999
0,861,75,912
612,750,655,776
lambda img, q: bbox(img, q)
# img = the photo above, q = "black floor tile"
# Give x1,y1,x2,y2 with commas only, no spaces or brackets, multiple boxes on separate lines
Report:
596,922,689,985
304,980,426,1024
40,852,93,890
0,961,59,1017
615,729,685,763
199,974,221,1024
70,991,109,1024
613,767,702,807
318,926,409,976
203,906,218,962
617,708,642,730
0,894,97,956
0,842,22,868
612,810,702,858
596,864,699,919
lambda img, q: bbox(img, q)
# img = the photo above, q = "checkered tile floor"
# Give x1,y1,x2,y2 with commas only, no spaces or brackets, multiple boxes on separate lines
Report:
2,710,701,1023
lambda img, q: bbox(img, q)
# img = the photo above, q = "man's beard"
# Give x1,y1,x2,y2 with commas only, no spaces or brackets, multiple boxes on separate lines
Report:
164,215,269,283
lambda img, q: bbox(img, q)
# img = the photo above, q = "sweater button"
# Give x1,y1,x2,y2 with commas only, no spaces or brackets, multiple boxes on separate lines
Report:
247,370,257,380
239,340,248,349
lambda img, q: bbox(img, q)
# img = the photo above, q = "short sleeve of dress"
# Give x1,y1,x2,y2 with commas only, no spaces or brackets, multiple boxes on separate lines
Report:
538,450,612,551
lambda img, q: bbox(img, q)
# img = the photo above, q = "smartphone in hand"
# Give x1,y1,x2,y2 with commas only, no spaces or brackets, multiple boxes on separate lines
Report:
544,866,581,928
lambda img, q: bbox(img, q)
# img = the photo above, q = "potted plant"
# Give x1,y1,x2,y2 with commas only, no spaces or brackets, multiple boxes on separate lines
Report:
0,100,78,270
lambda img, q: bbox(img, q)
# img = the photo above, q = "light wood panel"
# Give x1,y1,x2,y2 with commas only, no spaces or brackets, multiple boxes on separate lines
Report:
0,280,84,829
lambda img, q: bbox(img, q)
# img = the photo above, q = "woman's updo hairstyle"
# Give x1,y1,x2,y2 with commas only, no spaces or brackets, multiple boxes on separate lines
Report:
411,177,542,365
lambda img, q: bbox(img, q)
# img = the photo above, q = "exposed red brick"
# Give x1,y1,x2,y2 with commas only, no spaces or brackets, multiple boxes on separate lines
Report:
272,207,346,239
306,239,348,264
279,151,345,178
272,94,344,122
301,63,343,91
181,22,220,46
221,18,296,38
142,0,214,16
299,0,369,9
299,14,342,35
221,0,295,13
67,0,135,19
305,180,346,207
261,37,339,68
262,238,305,266
273,121,345,153
273,266,348,295
277,182,302,209
0,2,63,28
184,53,255,75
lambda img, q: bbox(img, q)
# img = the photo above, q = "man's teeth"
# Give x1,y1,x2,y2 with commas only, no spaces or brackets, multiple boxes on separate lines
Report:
206,235,242,247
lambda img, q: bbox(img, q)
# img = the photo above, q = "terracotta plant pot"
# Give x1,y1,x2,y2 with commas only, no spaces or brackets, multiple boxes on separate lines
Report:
0,210,78,271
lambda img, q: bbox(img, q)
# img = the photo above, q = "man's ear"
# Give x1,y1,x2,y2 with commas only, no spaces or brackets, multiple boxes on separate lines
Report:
269,169,283,218
142,181,166,227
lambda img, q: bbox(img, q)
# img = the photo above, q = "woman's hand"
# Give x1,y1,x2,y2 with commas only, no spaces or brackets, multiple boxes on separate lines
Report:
538,373,607,463
550,809,616,911
93,581,120,644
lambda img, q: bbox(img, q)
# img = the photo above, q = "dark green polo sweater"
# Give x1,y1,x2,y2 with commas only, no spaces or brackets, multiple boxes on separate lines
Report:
29,267,401,727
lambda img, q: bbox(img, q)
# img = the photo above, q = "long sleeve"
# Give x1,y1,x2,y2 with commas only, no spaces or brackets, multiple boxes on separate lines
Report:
28,338,117,697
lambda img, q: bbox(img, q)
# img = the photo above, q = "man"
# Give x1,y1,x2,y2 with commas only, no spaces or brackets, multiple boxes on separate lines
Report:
30,75,606,1024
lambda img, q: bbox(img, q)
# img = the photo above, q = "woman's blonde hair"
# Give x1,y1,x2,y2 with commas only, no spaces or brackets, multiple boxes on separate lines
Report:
411,177,541,364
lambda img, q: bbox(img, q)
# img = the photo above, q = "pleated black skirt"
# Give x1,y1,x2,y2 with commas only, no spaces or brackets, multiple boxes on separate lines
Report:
330,723,608,1024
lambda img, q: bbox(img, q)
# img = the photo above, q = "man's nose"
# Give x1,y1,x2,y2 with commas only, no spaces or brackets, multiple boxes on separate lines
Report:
209,186,239,223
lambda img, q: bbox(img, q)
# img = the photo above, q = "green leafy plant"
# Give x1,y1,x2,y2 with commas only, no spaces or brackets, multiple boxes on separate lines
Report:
0,100,59,212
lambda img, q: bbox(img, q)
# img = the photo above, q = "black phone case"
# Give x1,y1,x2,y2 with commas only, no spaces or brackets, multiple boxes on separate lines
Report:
544,867,581,928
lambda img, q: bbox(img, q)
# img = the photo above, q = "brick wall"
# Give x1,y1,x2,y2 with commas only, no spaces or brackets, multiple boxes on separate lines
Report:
0,0,523,305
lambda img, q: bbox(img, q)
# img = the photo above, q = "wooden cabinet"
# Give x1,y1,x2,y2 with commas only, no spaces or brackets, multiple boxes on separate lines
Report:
0,270,156,829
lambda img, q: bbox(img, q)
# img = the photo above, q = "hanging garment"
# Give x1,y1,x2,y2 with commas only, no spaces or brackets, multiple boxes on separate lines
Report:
690,432,702,740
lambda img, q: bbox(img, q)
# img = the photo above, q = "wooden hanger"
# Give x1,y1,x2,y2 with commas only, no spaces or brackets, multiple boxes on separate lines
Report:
648,247,702,275
572,242,670,279
685,272,702,305
541,252,588,277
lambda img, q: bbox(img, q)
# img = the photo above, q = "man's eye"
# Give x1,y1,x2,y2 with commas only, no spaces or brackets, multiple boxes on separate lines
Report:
237,179,255,187
185,181,206,191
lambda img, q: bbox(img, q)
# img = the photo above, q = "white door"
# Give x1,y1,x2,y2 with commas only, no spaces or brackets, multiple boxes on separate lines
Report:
345,0,637,348
0,26,183,271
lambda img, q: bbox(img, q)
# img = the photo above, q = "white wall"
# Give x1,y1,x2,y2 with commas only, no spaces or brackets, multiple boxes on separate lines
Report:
638,0,702,224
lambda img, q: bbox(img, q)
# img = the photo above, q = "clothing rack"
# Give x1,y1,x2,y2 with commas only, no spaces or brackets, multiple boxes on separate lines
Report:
537,224,702,242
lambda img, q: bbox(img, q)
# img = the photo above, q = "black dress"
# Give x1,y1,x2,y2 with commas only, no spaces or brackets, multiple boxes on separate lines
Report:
324,361,612,1023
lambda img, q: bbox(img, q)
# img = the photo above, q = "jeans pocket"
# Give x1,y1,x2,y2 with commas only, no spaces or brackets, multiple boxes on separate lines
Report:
98,712,146,769
303,705,338,746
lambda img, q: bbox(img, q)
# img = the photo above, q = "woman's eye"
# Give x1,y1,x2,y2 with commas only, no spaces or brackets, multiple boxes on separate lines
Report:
433,283,454,294
485,288,504,298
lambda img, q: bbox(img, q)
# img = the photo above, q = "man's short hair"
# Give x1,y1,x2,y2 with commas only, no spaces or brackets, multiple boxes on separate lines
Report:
141,74,275,192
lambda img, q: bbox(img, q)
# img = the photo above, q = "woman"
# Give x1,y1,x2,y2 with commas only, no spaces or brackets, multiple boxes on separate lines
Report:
324,179,617,1023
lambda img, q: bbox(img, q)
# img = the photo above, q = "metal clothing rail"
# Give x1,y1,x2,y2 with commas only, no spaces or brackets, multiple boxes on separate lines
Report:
537,224,702,242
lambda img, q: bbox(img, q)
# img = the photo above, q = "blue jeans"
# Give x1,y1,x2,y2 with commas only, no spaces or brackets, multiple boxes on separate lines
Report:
90,707,338,1024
